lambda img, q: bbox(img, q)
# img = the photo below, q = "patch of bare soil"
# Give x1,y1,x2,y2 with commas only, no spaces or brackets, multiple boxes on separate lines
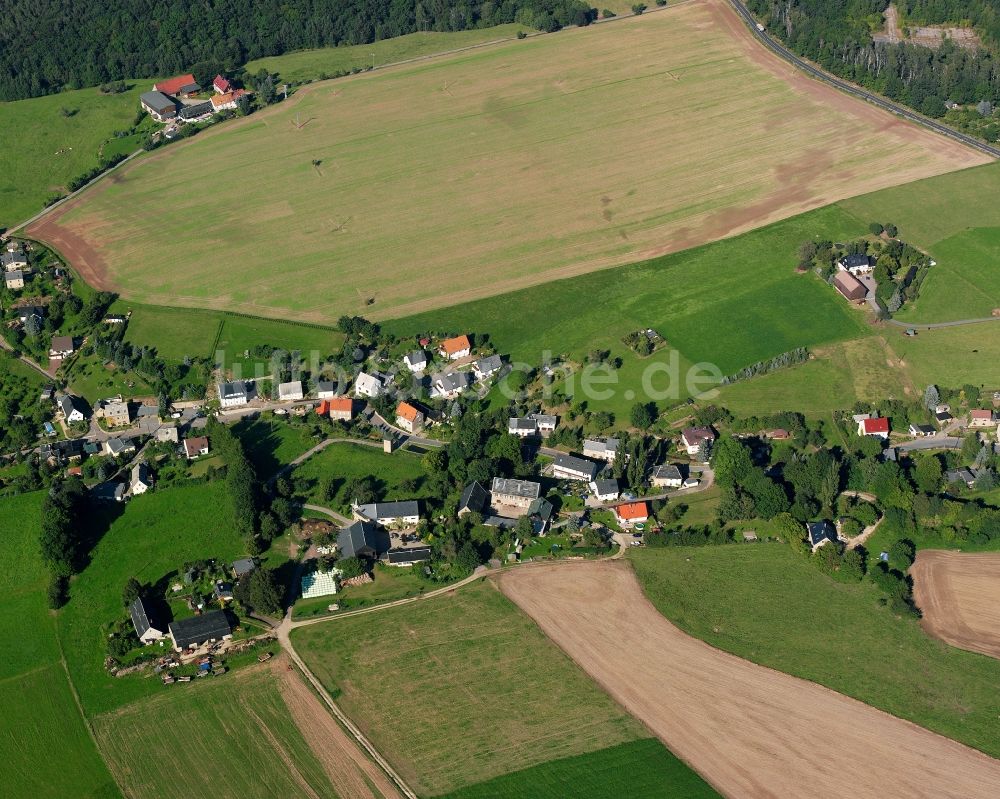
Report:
874,4,981,50
274,659,403,799
911,550,1000,660
498,560,1000,798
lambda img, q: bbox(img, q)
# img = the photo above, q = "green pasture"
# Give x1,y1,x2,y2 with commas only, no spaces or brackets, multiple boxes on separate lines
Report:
887,323,1000,389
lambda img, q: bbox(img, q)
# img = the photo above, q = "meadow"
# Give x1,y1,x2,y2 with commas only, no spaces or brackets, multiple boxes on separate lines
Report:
435,738,719,799
0,493,121,799
235,417,321,479
92,666,339,799
884,323,1000,389
37,3,981,325
629,544,1000,758
291,580,652,796
0,82,148,228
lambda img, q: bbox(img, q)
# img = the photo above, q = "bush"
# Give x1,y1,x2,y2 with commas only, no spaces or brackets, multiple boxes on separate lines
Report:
632,3,647,13
46,575,67,609
602,8,616,15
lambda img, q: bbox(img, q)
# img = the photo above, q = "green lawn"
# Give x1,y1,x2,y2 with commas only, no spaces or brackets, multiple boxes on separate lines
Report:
58,482,247,717
114,301,224,363
91,666,338,799
247,24,534,85
293,561,438,618
0,492,121,799
434,738,719,799
291,580,649,796
887,323,1000,389
0,82,148,228
65,352,155,404
235,417,320,480
214,314,344,378
630,544,1000,758
292,441,428,512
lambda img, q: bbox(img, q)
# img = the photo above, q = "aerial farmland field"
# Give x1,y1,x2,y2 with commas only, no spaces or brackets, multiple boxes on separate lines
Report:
32,0,985,325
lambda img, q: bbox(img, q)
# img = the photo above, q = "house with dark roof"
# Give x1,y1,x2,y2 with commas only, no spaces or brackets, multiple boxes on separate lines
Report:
129,597,165,644
183,436,210,459
681,426,716,457
316,380,338,398
337,520,390,559
168,610,232,650
178,101,213,121
4,269,23,290
529,413,557,435
552,453,600,482
806,521,839,551
473,354,503,380
105,436,136,457
908,424,936,438
58,394,87,423
404,350,428,372
527,497,554,534
589,478,619,502
130,462,152,495
218,380,251,408
386,547,432,566
837,253,873,275
1,249,28,270
232,558,257,578
353,500,421,527
140,90,177,121
651,464,683,488
946,468,977,488
49,335,75,358
458,481,489,517
431,371,470,399
491,477,540,508
508,417,538,438
583,438,619,463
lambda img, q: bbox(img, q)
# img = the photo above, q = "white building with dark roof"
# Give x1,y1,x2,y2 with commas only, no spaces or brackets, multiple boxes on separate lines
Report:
491,477,541,508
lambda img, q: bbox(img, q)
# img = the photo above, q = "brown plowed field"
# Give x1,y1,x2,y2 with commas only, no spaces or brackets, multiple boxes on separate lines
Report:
911,549,1000,660
498,560,1000,799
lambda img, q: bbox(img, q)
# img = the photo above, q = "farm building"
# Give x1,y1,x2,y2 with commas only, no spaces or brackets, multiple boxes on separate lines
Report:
353,500,420,527
154,74,201,97
178,101,213,121
491,477,541,508
833,271,867,302
210,89,249,112
129,597,165,644
386,547,432,566
337,520,390,559
168,609,233,650
139,90,177,121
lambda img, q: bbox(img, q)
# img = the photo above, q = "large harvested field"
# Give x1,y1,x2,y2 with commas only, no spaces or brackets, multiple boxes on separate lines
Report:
32,0,985,324
499,559,1000,798
911,550,1000,660
291,580,665,797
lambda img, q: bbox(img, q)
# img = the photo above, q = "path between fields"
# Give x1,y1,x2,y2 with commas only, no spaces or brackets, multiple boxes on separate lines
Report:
886,315,1000,329
499,559,1000,798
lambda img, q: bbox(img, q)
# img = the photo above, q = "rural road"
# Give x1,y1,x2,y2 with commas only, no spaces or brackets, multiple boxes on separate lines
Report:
728,0,1000,159
898,436,962,451
886,316,1000,329
0,335,55,381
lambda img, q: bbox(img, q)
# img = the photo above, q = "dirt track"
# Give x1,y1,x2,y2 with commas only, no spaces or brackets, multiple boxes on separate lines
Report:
911,550,1000,660
498,560,1000,799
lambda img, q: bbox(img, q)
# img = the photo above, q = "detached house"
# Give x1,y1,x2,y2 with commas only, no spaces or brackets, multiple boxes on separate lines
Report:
806,521,839,551
837,253,873,275
439,335,471,360
326,396,354,421
183,436,210,459
129,597,165,644
583,438,619,463
210,89,249,112
212,74,232,94
404,351,428,372
49,335,75,358
130,462,153,495
969,409,996,428
530,413,557,435
1,249,28,270
614,501,649,528
681,427,716,457
58,394,87,423
908,424,935,438
432,371,469,399
98,400,131,427
508,417,538,438
858,416,890,439
278,380,304,401
552,454,600,482
316,380,338,398
491,477,541,508
354,372,384,398
473,354,503,380
395,401,424,433
218,380,251,408
4,270,23,290
590,478,619,502
651,464,683,489
353,500,421,527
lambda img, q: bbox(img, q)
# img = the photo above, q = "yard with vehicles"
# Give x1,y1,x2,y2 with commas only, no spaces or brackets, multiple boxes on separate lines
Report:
0,492,121,799
628,544,1000,760
291,579,667,797
30,3,982,326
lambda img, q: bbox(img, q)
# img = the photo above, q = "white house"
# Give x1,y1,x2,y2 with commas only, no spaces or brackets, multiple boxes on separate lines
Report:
129,597,165,644
837,253,873,276
354,372,384,398
552,454,599,482
278,380,304,401
590,478,619,502
806,521,839,552
49,335,75,358
439,334,471,360
183,436,210,459
218,380,251,408
316,380,338,399
403,351,428,373
431,371,469,399
473,354,503,380
857,417,890,439
491,477,541,508
508,417,537,438
908,424,935,438
58,394,87,423
353,500,421,527
681,426,716,457
650,464,683,489
4,270,23,290
583,438,619,463
395,401,424,433
969,409,996,428
530,413,557,436
130,462,153,495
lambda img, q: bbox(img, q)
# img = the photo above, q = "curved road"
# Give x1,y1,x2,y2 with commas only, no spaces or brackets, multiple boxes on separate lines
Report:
728,0,1000,159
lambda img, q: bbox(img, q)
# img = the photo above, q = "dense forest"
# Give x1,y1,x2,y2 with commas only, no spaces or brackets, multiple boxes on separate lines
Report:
0,0,595,100
748,1,1000,132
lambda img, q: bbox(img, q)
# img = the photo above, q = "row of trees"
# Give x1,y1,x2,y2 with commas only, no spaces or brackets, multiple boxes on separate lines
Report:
39,477,88,607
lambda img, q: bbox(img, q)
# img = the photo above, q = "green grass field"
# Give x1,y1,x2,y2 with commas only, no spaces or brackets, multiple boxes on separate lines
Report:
246,24,534,84
0,492,121,799
885,323,1000,389
435,738,719,799
92,666,338,799
58,482,247,717
215,314,344,377
292,441,428,512
292,580,651,796
236,417,321,479
41,7,974,326
630,544,1000,758
0,83,148,228
114,301,224,362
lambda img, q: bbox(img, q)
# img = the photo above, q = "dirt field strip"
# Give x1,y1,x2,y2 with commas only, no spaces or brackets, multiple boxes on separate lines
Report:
498,560,1000,799
911,550,1000,660
274,659,404,799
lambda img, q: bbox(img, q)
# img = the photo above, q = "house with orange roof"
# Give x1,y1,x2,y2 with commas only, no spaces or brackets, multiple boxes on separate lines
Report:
211,88,249,112
439,334,471,361
154,74,200,97
326,396,354,421
395,401,424,433
613,501,649,528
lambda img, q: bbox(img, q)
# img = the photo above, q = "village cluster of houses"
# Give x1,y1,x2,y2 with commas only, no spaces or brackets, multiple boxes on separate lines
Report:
2,240,28,291
140,73,250,126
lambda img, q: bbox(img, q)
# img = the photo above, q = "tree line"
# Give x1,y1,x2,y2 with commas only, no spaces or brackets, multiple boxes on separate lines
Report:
0,0,597,100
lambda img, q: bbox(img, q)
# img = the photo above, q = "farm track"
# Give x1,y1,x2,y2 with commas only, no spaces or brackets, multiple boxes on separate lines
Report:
499,559,1000,798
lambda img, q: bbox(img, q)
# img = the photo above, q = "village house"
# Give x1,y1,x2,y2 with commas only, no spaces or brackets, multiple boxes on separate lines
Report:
1,249,28,270
858,416,890,439
338,520,390,559
404,350,428,372
130,463,153,495
934,409,953,426
17,305,44,325
129,597,165,644
218,380,251,408
232,558,257,579
837,253,873,275
530,413,557,436
508,417,538,438
325,396,354,421
491,477,541,508
651,464,684,488
386,547,433,567
969,409,996,428
214,580,234,603
439,334,471,360
97,400,131,427
4,270,23,290
395,401,424,433
590,478,619,502
458,481,489,516
139,90,177,121
614,500,649,528
432,371,469,399
552,453,600,482
183,436,210,459
155,426,179,444
212,74,232,94
154,73,201,98
353,371,384,398
92,481,126,502
278,380,304,401
105,436,136,457
946,468,978,488
210,88,248,112
806,520,839,551
168,609,232,651
681,426,716,457
908,423,936,438
316,380,337,398
58,394,87,423
833,271,868,303
473,354,503,380
583,437,619,463
353,500,421,527
49,335,75,358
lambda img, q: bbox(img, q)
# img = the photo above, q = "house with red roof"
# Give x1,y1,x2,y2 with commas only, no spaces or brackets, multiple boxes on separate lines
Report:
153,74,201,98
326,396,354,421
439,334,471,360
857,416,890,439
395,401,424,433
969,409,997,428
613,501,649,528
211,89,249,112
213,75,232,94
